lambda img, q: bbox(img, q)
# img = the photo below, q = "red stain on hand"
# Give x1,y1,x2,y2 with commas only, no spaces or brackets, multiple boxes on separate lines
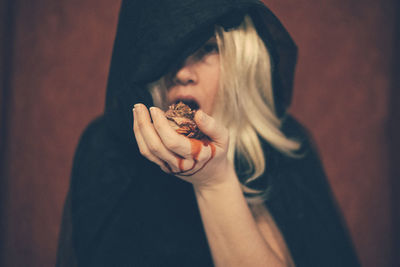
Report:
170,138,216,176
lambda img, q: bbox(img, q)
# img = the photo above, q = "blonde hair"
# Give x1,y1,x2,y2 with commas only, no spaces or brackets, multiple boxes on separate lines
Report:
149,15,302,202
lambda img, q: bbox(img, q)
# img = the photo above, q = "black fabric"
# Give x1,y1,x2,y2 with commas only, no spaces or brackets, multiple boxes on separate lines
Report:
56,116,360,267
104,0,298,146
57,0,360,266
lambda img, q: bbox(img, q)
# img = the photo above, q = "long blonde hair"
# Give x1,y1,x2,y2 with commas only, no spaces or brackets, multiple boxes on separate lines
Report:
149,15,302,201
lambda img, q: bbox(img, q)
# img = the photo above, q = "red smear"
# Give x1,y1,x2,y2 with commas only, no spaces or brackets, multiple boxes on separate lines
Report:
171,138,216,176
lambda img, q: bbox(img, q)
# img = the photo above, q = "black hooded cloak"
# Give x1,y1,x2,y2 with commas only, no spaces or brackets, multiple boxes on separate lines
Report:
56,0,360,266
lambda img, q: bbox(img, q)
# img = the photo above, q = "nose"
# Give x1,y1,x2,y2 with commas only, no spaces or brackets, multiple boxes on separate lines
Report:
173,59,198,86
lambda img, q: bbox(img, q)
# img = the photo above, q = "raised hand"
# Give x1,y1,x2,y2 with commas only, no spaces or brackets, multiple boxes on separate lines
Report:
133,103,234,190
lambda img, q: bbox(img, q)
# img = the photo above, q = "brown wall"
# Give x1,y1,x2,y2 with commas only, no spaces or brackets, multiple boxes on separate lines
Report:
0,1,122,266
0,0,398,266
267,1,398,266
388,1,400,265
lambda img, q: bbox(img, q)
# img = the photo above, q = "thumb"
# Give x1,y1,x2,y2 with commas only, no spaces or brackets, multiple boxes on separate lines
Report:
195,110,228,145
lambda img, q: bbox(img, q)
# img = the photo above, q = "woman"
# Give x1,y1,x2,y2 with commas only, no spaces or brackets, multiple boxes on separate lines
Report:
57,0,360,266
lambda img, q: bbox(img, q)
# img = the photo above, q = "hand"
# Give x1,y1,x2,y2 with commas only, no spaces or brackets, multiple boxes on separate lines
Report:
132,103,234,189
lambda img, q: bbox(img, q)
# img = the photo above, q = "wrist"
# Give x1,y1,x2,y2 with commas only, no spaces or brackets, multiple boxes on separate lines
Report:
193,164,241,198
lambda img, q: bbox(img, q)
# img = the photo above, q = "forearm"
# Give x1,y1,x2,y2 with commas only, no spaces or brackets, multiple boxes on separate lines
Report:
193,167,285,267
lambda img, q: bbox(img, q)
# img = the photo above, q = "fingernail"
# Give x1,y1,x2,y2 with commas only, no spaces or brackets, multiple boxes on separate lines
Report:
135,104,145,114
149,107,156,116
135,103,144,110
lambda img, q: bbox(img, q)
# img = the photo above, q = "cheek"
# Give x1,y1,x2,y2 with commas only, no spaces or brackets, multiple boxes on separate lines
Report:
205,65,220,113
166,87,181,107
166,90,174,105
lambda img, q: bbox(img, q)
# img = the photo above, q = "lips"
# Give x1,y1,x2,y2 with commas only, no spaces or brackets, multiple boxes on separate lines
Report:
169,96,200,111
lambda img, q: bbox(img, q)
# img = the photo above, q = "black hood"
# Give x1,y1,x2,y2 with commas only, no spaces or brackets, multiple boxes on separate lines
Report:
104,0,297,145
58,3,361,265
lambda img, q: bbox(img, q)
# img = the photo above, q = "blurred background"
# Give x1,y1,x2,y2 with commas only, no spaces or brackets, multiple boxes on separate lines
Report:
0,0,398,266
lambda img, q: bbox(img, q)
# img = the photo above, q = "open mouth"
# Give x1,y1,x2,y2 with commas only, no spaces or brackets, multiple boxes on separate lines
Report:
174,98,199,111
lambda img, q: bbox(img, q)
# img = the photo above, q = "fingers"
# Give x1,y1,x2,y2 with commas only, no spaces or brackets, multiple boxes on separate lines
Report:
149,107,192,158
194,110,228,146
133,108,170,173
176,144,214,177
133,104,181,173
133,104,224,178
170,138,215,176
